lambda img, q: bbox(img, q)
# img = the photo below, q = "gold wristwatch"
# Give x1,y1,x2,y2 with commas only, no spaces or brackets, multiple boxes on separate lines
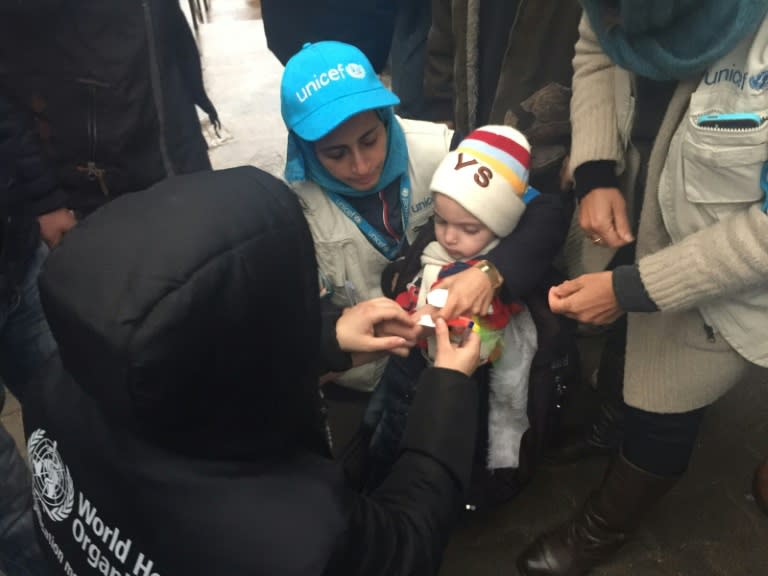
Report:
473,259,504,290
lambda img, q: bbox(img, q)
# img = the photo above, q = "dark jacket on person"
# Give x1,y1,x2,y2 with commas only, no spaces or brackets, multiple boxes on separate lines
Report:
425,0,582,185
261,0,397,72
0,88,65,294
23,166,478,575
0,0,218,215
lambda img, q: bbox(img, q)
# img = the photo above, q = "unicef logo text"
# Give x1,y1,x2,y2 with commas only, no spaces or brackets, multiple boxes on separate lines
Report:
295,62,368,103
28,429,75,522
703,65,768,92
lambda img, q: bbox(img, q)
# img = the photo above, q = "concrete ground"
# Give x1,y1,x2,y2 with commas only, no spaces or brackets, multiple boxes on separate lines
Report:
4,1,767,574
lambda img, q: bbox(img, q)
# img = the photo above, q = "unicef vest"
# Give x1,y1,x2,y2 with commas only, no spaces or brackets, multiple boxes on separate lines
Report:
659,17,768,367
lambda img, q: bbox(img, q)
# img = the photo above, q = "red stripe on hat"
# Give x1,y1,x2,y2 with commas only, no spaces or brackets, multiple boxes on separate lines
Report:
467,129,530,167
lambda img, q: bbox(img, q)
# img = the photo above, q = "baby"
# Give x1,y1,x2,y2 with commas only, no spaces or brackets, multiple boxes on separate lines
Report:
365,125,539,485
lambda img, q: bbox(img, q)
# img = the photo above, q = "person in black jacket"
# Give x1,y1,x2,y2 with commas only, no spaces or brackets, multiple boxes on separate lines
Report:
0,0,219,216
0,87,76,576
23,166,481,576
262,0,397,73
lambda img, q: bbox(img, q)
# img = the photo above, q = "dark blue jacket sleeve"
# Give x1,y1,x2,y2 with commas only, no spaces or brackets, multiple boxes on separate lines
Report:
485,190,569,301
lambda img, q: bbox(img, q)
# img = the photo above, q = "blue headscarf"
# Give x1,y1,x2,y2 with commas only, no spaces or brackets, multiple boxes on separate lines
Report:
581,0,768,81
284,108,409,198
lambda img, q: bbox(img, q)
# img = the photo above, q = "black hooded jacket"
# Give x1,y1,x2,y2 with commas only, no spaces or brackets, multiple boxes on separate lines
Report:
23,166,478,575
0,0,217,215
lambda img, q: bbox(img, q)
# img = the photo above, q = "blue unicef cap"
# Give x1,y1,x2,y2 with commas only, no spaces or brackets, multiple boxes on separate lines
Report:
281,41,400,141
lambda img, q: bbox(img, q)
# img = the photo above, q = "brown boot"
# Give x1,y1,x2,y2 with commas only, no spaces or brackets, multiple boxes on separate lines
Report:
754,458,768,516
517,455,678,575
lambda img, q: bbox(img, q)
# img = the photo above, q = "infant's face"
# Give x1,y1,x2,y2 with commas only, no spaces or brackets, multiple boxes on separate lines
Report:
433,193,496,260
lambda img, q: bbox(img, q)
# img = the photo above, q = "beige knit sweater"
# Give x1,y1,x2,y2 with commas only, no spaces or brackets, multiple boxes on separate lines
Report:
569,15,768,411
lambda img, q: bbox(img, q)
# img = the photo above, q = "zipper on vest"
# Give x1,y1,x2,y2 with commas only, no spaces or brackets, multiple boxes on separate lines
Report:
696,119,767,133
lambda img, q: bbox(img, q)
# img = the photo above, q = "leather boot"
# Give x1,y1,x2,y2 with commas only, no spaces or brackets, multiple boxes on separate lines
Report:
754,457,768,516
549,395,624,464
546,345,625,465
517,455,678,576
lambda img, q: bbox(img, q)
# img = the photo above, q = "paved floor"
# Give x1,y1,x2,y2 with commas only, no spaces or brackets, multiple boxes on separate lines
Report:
4,1,767,574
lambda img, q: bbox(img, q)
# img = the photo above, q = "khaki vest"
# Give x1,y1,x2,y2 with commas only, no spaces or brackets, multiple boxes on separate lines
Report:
659,18,768,366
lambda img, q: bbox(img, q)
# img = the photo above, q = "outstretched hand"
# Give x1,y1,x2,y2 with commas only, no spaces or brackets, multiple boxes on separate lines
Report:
335,297,421,366
548,271,623,325
432,317,481,376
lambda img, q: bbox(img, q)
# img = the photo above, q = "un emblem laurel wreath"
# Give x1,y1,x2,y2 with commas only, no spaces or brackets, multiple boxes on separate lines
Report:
28,428,75,522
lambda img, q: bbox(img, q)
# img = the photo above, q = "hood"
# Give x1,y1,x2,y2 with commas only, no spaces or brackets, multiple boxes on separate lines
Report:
39,166,327,460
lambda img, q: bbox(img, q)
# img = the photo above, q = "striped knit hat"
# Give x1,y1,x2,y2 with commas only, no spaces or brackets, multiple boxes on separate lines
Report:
430,125,534,237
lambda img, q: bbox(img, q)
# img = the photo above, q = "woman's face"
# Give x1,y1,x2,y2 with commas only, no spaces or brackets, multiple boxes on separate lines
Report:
313,111,388,191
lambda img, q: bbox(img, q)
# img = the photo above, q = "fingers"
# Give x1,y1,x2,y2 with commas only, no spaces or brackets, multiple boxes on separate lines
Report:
549,278,586,318
359,334,409,352
433,318,481,376
548,286,566,315
548,272,624,325
549,279,582,299
434,267,493,319
431,276,459,319
585,209,625,247
439,288,488,319
461,329,481,356
417,304,440,322
548,289,578,318
438,296,459,320
579,187,634,248
433,315,450,346
362,298,419,341
376,319,421,343
611,205,635,244
365,297,417,325
337,297,417,353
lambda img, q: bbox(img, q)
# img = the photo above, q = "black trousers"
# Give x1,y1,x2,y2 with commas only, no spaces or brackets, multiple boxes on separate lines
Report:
623,404,706,477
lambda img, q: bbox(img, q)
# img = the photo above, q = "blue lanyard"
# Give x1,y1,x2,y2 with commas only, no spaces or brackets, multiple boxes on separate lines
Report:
327,173,412,260
761,162,768,213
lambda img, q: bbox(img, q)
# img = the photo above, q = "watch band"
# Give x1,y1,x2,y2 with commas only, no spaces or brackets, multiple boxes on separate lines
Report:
473,259,503,290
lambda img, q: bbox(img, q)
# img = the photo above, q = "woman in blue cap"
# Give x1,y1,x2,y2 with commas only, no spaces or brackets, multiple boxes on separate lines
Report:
280,40,569,392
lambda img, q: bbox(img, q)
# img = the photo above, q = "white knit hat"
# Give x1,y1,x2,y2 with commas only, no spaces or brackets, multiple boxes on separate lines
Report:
430,125,533,237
